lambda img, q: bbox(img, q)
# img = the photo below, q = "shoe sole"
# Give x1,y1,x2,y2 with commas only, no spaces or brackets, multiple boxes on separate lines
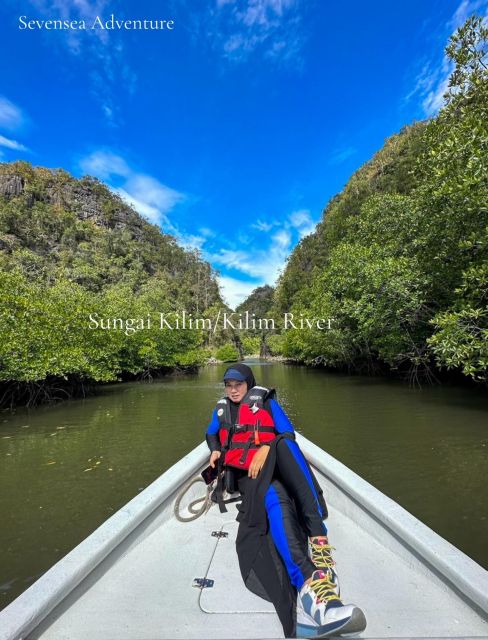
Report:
296,606,367,638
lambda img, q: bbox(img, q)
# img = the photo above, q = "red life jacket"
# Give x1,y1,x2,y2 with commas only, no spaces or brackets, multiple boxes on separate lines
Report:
216,386,277,470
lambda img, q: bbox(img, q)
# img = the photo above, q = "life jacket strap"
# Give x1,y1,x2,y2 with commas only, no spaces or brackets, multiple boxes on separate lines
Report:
227,441,262,450
213,456,242,514
221,424,275,434
239,438,254,465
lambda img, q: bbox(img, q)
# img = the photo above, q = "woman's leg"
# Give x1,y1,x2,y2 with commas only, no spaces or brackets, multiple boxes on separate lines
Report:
274,438,328,537
235,473,298,638
264,478,316,590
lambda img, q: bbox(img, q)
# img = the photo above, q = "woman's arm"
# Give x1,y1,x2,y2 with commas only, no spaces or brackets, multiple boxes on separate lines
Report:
267,399,295,433
205,408,221,452
249,399,294,478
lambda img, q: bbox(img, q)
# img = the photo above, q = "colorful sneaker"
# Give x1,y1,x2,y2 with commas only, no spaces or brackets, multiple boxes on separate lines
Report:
309,536,340,596
297,570,366,638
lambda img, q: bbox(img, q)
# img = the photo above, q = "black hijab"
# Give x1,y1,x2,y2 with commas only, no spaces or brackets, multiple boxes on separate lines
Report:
224,363,256,424
223,362,256,391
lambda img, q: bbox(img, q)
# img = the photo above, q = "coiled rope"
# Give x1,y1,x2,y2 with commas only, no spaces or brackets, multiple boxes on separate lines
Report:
174,477,215,522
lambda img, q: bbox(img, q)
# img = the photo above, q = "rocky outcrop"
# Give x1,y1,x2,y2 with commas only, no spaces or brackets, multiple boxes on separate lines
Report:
44,182,104,218
0,165,144,239
0,174,24,199
52,182,144,237
0,233,21,252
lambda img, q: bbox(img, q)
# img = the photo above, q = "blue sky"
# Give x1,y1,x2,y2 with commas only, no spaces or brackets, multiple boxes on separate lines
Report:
1,0,487,307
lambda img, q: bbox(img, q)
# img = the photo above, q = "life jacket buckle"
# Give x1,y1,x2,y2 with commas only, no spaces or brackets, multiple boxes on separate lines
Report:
238,438,253,465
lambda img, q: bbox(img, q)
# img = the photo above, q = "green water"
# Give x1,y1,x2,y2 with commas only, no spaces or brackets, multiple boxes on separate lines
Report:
1,361,487,611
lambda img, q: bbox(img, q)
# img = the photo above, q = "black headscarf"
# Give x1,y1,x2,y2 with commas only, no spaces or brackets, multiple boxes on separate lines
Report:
223,362,256,390
224,363,256,425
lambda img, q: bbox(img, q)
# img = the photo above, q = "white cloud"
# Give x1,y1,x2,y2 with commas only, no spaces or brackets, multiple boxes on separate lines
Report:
237,0,296,27
0,97,29,153
251,209,317,239
0,97,25,131
209,225,291,284
218,275,261,308
114,187,162,225
421,60,452,116
407,55,454,117
252,219,275,232
288,209,310,228
0,135,28,152
211,207,316,282
210,248,250,271
124,174,184,215
177,233,207,251
30,0,110,52
288,208,316,238
204,207,319,306
449,0,487,29
406,0,488,116
328,146,357,166
208,0,305,64
26,0,136,124
79,150,185,226
272,228,291,248
216,229,295,305
79,150,131,179
199,227,216,238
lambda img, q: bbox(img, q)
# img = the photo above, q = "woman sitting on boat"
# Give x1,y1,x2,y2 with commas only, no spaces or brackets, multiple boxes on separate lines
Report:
206,363,366,638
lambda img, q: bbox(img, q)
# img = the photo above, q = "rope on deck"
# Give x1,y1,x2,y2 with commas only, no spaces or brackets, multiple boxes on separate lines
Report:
174,477,215,522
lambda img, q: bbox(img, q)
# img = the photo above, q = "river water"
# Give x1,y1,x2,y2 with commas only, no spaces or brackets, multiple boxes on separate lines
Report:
1,361,487,611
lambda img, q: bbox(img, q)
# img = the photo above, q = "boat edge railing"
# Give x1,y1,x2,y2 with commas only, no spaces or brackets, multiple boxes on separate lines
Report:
296,433,488,619
0,442,209,640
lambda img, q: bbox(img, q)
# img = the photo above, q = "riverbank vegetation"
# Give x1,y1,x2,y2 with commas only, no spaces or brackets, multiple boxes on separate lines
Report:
0,164,231,407
242,16,487,385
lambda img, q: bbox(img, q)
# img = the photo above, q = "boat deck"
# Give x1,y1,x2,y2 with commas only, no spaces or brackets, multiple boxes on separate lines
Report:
27,446,488,639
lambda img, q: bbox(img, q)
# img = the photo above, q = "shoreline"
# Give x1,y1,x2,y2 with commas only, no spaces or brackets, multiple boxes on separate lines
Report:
1,355,485,412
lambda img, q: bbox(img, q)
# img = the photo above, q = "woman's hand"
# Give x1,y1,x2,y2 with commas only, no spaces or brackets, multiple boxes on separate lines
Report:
248,445,270,479
210,450,221,468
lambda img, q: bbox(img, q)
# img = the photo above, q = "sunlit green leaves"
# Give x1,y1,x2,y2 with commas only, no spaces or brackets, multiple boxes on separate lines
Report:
272,14,488,383
215,344,239,362
0,161,222,393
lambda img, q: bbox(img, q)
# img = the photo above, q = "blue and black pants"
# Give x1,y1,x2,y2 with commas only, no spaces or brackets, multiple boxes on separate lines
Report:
236,438,328,590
